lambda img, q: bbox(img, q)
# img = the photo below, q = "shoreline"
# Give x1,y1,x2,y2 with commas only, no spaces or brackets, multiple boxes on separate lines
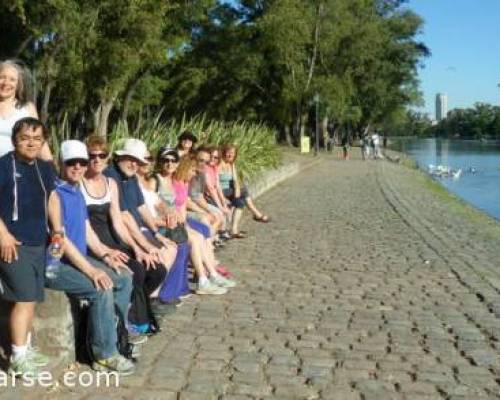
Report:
384,147,500,224
377,151,500,311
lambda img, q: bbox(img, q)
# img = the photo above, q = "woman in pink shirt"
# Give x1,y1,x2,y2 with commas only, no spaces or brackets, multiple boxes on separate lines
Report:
161,154,235,294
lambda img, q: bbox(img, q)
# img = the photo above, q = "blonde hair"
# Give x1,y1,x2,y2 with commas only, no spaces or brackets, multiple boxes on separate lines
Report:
221,144,238,161
173,156,196,182
85,135,109,153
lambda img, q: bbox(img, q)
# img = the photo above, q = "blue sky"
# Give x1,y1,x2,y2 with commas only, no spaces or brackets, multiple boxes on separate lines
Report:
406,0,500,118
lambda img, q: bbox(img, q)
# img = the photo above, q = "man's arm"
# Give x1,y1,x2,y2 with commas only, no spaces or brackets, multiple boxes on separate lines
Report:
0,218,21,263
48,190,63,233
137,204,176,248
62,238,113,290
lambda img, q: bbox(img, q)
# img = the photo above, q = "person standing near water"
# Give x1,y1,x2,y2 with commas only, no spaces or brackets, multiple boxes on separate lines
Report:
0,60,52,160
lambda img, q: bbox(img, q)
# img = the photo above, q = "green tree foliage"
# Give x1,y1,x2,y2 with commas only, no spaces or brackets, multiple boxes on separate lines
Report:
382,108,432,137
431,103,500,139
1,0,428,143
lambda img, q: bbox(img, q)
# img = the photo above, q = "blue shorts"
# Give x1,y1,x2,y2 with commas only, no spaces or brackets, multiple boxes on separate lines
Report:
223,187,249,209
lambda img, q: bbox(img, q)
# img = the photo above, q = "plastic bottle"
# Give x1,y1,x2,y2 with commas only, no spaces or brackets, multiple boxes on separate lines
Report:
45,236,63,279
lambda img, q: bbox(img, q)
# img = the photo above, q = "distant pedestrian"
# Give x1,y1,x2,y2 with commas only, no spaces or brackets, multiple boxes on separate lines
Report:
341,135,350,160
360,136,370,160
371,132,383,159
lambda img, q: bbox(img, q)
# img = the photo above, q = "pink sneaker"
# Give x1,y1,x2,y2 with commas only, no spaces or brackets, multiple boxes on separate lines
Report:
216,265,231,277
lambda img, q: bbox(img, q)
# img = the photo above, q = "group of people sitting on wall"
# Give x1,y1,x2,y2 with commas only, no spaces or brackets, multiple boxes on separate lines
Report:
0,59,270,378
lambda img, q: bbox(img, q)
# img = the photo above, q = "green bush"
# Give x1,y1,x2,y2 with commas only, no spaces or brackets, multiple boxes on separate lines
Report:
108,113,282,182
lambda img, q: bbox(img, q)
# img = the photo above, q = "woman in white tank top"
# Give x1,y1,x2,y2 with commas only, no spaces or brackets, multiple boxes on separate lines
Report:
0,60,52,159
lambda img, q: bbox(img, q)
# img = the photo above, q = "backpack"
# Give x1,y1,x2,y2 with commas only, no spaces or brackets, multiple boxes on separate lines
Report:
73,300,138,363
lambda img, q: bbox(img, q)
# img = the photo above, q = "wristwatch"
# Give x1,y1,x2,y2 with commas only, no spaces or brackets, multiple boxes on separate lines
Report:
52,229,65,238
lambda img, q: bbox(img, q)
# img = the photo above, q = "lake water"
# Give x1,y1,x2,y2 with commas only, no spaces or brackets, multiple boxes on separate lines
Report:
390,138,500,221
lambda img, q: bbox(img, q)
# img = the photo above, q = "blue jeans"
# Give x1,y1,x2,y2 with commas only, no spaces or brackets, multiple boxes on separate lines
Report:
45,257,132,359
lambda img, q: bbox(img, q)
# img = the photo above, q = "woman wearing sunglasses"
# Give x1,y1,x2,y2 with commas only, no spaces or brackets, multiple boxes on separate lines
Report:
136,148,192,305
203,146,232,231
219,144,270,238
156,147,235,295
81,136,165,334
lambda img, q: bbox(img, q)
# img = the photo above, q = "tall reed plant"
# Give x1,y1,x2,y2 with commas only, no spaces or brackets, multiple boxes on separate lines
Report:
109,113,281,182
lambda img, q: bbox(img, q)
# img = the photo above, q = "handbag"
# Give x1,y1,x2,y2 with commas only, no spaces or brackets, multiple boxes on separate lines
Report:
163,223,188,244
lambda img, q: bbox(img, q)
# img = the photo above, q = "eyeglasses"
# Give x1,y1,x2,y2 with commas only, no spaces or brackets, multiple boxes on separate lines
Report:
211,155,220,160
65,159,89,167
162,158,177,164
18,135,44,144
89,153,108,160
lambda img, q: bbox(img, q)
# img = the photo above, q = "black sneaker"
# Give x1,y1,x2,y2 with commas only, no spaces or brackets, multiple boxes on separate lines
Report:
160,298,181,306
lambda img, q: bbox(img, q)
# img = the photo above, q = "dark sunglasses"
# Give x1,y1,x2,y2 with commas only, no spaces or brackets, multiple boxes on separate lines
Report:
161,157,177,163
89,153,108,160
65,159,89,167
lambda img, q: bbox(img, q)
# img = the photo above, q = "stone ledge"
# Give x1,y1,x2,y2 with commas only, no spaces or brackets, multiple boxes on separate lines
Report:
0,290,74,367
250,156,322,200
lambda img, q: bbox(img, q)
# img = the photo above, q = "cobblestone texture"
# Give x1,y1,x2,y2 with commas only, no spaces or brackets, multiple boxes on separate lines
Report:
3,153,500,399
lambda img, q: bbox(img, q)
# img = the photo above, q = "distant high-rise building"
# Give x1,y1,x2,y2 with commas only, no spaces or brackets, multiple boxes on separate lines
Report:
436,93,448,121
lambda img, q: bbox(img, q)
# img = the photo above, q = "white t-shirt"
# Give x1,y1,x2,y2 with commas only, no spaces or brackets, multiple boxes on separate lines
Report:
0,105,31,156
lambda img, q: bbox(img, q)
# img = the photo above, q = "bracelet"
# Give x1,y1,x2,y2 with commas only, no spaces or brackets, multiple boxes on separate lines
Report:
52,230,65,237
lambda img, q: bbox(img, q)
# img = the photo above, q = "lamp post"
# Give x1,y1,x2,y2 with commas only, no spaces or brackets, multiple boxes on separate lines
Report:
313,93,320,156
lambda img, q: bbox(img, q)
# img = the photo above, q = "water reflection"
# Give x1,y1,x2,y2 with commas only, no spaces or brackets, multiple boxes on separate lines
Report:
391,138,500,221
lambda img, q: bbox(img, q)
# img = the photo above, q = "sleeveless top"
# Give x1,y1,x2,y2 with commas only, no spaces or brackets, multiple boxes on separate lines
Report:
155,174,177,209
218,170,233,191
80,177,120,248
138,180,162,218
172,180,188,210
0,105,31,157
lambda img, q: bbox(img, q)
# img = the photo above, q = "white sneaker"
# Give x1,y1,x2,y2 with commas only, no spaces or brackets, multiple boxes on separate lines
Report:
210,273,237,288
196,280,228,295
8,355,39,379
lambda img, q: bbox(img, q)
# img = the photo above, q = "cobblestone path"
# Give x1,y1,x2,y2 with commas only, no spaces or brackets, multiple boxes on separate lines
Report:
7,156,500,399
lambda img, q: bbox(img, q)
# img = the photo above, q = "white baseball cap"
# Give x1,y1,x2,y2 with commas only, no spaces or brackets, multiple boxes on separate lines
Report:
60,140,88,162
114,138,149,164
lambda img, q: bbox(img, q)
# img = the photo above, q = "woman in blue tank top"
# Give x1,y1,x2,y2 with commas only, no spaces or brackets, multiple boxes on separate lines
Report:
218,144,270,238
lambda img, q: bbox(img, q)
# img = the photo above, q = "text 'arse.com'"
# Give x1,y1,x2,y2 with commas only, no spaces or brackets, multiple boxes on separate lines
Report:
0,370,120,388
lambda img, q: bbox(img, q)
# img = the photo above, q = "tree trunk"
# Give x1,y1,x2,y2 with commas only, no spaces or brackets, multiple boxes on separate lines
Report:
321,116,328,149
284,124,293,146
14,36,34,58
40,80,54,124
93,100,114,137
121,67,151,121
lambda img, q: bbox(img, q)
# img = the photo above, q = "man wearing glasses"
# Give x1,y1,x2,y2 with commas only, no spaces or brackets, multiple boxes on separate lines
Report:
0,117,62,378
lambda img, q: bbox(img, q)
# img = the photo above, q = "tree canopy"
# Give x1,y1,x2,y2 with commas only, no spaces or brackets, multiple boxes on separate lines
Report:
1,0,428,142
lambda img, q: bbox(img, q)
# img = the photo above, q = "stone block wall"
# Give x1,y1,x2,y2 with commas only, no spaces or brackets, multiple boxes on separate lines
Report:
0,290,74,365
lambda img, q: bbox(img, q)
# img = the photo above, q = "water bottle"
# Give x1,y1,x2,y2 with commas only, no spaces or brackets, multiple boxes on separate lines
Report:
45,236,63,279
